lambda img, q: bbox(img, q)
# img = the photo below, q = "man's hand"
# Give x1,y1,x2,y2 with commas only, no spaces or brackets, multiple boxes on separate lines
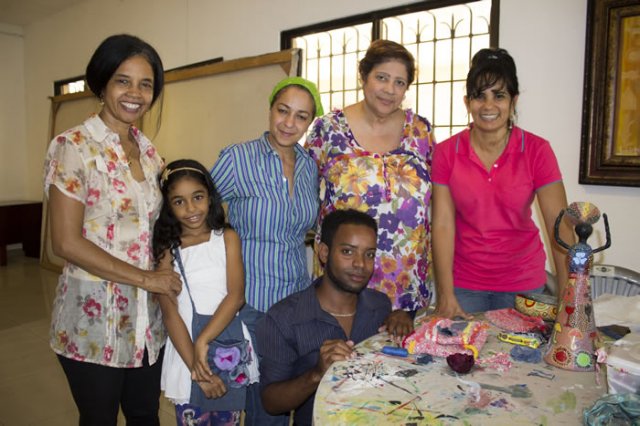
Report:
314,339,355,380
380,309,414,343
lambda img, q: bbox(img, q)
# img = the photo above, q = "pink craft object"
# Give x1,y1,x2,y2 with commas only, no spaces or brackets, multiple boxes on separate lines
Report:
484,308,546,333
402,317,489,358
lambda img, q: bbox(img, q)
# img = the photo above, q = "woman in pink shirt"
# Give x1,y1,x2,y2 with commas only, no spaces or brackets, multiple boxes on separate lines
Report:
431,48,573,318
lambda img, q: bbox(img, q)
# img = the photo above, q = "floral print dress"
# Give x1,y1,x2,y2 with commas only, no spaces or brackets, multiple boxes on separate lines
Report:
43,114,165,367
306,109,434,311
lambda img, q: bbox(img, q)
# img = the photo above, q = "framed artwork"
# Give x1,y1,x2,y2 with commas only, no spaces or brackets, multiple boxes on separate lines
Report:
580,0,640,186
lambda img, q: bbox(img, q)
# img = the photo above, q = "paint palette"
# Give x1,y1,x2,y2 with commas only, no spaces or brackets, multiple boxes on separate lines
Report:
515,293,558,321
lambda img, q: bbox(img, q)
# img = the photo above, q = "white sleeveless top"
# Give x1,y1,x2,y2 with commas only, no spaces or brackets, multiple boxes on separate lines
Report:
161,230,259,405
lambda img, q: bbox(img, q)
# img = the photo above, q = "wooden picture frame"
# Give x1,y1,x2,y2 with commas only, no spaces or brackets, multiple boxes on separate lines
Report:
579,0,640,187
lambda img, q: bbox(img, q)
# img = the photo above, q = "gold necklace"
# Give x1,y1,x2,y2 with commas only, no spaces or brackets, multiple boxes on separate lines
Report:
325,309,356,317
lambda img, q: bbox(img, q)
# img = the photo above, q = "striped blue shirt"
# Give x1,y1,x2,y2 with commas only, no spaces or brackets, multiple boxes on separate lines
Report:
211,132,319,312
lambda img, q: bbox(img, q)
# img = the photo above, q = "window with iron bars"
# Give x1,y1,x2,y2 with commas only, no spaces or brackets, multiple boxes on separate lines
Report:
281,0,498,142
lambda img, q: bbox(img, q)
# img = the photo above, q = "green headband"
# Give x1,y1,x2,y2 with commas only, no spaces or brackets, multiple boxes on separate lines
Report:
269,76,324,117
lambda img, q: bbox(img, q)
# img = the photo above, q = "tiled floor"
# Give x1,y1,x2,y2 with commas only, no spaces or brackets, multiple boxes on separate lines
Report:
0,249,176,425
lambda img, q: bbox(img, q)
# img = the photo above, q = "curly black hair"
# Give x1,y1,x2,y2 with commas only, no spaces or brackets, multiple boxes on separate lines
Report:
152,159,226,266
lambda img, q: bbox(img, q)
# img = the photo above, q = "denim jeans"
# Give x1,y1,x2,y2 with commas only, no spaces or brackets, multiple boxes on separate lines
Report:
454,285,544,314
242,308,290,426
244,383,290,426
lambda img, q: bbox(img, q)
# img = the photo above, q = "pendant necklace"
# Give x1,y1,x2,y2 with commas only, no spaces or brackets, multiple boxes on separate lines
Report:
124,134,138,167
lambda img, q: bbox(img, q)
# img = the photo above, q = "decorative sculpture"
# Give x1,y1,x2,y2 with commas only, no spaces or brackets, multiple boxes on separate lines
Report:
544,202,611,371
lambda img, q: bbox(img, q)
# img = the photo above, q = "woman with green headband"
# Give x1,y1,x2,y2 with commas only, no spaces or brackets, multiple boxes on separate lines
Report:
210,76,322,425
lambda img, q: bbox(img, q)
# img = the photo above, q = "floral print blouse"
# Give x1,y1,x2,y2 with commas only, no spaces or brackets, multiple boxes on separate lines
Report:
43,114,165,367
306,109,435,311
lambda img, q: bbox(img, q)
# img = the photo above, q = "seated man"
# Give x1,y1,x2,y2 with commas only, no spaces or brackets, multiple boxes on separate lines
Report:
256,209,411,425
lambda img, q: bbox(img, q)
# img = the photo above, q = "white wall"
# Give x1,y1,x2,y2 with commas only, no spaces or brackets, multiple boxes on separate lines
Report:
501,1,640,273
12,0,640,271
0,24,27,201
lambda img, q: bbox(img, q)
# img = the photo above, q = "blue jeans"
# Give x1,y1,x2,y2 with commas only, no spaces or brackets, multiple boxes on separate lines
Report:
242,307,289,426
454,285,544,314
244,383,289,426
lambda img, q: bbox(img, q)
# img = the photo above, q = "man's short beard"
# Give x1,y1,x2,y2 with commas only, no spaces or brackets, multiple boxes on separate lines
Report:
325,257,363,295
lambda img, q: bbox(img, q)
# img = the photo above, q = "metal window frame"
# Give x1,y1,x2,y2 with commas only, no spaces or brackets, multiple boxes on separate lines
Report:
281,0,500,140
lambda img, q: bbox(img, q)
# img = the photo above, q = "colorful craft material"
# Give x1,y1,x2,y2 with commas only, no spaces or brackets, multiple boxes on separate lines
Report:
510,345,543,363
497,331,544,348
475,352,512,372
403,318,489,359
565,201,600,225
515,293,558,321
447,353,474,374
415,354,434,365
485,308,546,333
381,346,409,357
583,393,640,426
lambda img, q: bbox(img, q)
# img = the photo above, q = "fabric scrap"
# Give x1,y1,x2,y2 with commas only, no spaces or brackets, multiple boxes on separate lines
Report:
485,308,546,333
403,317,489,358
510,345,543,363
583,393,640,425
476,352,512,372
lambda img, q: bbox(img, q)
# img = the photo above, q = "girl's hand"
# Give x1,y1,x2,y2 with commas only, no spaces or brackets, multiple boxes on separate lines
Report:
191,338,214,382
197,375,227,399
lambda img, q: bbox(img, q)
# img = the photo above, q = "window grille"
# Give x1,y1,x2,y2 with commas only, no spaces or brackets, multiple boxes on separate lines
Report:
283,0,497,142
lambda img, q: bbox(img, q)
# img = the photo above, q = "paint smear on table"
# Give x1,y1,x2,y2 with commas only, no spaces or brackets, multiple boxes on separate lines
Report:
479,383,532,398
546,390,577,414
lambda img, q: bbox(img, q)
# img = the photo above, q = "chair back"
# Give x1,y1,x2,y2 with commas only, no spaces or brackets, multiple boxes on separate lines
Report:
590,264,640,299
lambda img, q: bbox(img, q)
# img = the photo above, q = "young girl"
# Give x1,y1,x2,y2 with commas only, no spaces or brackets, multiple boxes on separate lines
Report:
153,159,259,426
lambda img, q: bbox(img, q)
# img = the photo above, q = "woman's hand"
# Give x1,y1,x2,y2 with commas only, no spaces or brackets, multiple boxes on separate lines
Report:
434,294,472,319
140,269,182,298
197,375,227,399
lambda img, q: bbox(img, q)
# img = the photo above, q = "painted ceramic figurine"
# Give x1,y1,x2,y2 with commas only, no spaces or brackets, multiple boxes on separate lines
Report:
544,202,611,371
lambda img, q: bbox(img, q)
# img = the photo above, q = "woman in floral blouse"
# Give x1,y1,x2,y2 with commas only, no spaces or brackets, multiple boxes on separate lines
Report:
43,34,182,425
306,40,435,329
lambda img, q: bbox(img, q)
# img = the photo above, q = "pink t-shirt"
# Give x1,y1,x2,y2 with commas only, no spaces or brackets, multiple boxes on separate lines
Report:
432,126,562,292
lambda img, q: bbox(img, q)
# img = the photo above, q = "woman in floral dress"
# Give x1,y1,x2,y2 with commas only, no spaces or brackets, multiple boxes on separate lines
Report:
43,34,182,425
306,40,435,325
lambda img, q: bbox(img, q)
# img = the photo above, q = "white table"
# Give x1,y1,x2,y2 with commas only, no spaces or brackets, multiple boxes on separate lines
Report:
313,316,607,425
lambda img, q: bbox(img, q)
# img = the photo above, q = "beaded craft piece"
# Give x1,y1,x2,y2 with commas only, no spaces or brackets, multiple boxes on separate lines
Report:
544,201,611,372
